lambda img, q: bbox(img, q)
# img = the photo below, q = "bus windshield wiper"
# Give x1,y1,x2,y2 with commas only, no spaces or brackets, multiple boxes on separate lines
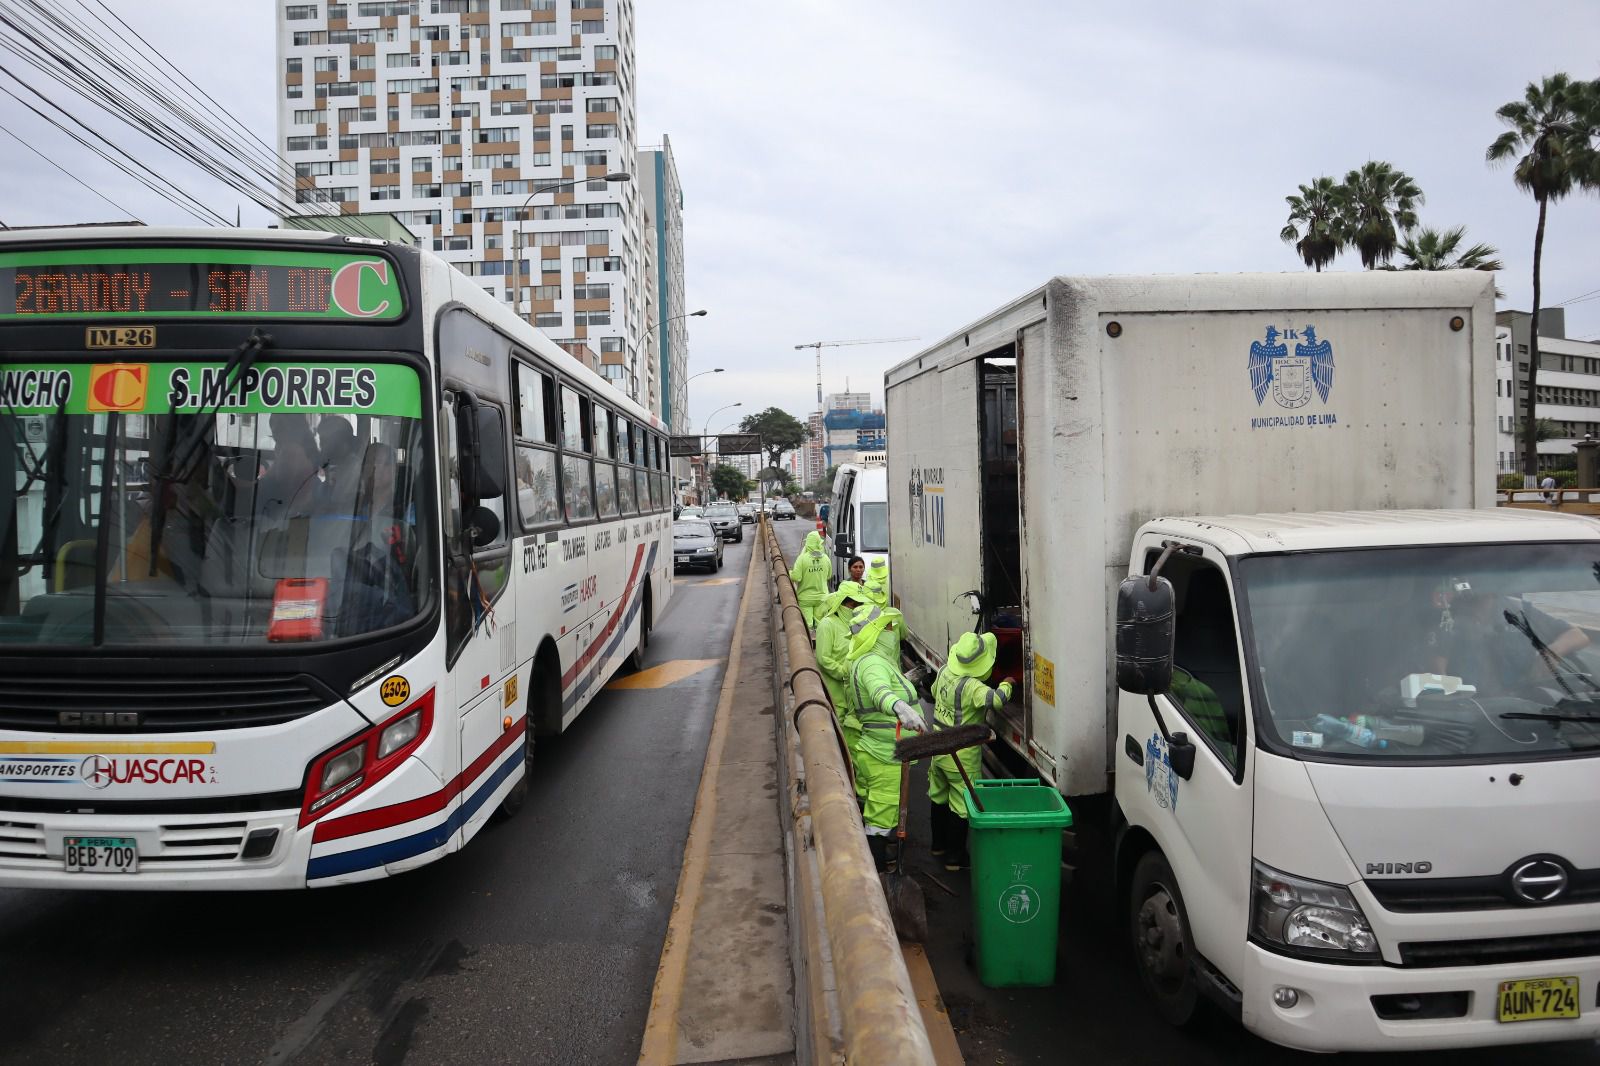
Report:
159,328,272,481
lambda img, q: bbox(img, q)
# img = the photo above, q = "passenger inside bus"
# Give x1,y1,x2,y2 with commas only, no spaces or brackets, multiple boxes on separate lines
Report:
336,443,415,635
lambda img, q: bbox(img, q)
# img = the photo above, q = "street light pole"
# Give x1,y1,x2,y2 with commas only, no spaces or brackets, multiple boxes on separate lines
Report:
701,401,742,503
509,171,630,330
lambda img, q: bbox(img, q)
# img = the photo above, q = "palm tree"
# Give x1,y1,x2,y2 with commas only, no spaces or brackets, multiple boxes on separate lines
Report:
1392,226,1504,272
1281,177,1346,271
1340,161,1424,269
1487,73,1600,481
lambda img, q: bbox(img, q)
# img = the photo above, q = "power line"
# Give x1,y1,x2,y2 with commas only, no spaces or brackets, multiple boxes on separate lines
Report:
0,117,144,222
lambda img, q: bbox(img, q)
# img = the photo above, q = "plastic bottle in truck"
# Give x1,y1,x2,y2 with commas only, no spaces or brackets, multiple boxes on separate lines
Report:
883,272,1600,1052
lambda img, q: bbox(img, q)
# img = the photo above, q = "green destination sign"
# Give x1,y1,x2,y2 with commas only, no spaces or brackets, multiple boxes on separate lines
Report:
1,247,404,321
0,361,422,419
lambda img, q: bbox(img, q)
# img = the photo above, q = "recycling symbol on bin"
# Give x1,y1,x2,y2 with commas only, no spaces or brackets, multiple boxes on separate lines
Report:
999,884,1039,924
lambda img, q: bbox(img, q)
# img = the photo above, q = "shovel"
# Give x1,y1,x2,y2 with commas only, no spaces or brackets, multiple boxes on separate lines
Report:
881,722,929,942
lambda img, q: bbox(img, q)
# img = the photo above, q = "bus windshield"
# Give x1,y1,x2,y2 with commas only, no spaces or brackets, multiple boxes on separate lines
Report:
0,359,433,647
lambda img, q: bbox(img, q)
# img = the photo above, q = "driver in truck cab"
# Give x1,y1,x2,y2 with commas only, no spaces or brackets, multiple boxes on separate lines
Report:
1427,577,1590,695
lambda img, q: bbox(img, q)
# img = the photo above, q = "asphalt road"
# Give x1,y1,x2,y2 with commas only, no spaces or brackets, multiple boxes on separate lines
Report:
0,532,755,1066
771,518,1599,1065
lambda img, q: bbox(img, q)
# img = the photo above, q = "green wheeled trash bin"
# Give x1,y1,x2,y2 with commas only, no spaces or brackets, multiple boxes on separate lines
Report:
966,778,1073,988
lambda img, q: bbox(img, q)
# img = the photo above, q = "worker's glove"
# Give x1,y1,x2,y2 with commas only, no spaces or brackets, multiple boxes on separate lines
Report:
892,700,930,734
996,679,1016,703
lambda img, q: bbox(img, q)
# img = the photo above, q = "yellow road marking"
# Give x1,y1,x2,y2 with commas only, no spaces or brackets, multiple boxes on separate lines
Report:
606,659,721,691
902,943,966,1064
637,540,758,1065
0,741,217,755
680,577,739,587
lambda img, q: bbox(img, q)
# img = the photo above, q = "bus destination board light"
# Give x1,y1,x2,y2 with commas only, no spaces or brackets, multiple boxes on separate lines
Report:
3,247,404,321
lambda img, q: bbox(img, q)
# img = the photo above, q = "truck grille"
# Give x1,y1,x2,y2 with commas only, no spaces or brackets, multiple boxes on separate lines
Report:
1399,931,1600,968
0,673,334,731
1369,869,1600,912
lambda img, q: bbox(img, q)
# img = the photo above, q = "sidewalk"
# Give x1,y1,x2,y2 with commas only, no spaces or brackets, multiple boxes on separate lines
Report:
639,547,795,1066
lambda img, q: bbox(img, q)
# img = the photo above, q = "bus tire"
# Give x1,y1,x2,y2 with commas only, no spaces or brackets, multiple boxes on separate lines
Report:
494,728,533,821
1129,850,1200,1028
625,583,651,673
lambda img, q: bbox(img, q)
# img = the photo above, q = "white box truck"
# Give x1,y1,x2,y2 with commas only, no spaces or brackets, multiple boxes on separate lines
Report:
884,272,1600,1052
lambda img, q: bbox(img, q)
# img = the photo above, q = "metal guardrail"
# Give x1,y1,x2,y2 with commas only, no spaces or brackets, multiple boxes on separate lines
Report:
759,516,936,1065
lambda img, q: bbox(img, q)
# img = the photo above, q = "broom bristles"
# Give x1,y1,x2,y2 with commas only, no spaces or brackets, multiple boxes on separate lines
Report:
894,722,992,762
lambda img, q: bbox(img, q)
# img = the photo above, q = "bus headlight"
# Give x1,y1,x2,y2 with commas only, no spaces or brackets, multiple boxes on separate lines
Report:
378,710,423,759
1251,861,1379,961
301,688,436,826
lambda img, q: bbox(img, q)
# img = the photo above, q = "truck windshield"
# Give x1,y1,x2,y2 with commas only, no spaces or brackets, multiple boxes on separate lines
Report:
1237,542,1600,762
859,502,888,551
0,360,433,647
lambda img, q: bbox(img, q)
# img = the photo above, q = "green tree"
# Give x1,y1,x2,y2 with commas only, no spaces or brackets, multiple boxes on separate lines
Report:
1340,161,1424,269
1280,176,1347,271
757,466,795,492
709,464,748,500
1487,72,1600,481
739,407,809,471
1390,225,1504,273
1534,417,1564,443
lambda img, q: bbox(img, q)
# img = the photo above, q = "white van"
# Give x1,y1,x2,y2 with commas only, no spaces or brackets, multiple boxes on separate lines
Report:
829,459,888,586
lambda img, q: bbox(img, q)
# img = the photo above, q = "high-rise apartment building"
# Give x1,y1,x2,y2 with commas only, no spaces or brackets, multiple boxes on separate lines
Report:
821,392,885,471
276,0,652,403
638,137,687,434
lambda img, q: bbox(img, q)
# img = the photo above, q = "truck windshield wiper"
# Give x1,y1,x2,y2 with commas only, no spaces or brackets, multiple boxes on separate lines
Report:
1500,696,1600,724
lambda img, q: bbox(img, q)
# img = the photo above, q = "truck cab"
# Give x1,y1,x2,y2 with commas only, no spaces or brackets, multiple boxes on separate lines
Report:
828,460,889,587
1116,509,1600,1051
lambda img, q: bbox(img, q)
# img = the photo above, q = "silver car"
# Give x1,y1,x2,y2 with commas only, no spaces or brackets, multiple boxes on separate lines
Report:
672,519,724,572
703,504,743,542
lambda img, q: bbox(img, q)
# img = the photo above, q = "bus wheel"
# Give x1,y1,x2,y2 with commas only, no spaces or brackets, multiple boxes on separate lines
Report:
1129,850,1200,1027
625,588,650,673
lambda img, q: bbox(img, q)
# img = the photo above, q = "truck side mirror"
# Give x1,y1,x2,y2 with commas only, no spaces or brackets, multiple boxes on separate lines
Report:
1115,574,1175,694
471,406,507,500
834,533,853,556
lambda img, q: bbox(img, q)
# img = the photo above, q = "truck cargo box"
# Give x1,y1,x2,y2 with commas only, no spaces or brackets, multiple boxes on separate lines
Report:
885,272,1495,795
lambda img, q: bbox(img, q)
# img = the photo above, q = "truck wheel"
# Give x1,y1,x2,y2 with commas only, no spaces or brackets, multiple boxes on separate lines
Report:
1129,850,1200,1027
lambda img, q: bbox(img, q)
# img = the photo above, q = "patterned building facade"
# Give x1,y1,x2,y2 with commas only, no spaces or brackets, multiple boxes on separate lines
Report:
276,0,652,403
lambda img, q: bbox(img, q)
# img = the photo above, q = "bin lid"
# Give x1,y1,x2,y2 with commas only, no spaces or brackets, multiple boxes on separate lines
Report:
966,779,1073,829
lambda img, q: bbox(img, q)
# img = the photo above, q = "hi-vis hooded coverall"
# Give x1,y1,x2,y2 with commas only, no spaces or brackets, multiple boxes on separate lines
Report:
928,631,1014,819
789,530,831,629
846,604,928,835
815,580,867,760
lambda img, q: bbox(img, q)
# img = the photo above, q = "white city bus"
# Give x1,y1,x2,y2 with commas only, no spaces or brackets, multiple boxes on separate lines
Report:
0,227,673,888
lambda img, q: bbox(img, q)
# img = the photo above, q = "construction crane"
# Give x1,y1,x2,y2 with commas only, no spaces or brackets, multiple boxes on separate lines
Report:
794,337,920,409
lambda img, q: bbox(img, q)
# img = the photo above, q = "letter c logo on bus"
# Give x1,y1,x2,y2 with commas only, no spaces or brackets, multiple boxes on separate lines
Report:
86,364,149,413
331,259,392,319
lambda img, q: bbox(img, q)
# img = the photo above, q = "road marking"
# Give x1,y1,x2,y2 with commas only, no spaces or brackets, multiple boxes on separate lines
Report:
902,943,966,1065
606,659,720,690
637,540,759,1065
679,577,739,587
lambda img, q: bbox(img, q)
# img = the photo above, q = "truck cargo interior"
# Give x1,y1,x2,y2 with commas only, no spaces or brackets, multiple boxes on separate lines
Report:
980,354,1026,681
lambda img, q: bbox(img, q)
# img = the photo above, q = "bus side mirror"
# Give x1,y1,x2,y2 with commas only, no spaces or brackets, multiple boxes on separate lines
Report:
834,533,853,556
471,406,507,500
1115,574,1174,694
466,505,501,548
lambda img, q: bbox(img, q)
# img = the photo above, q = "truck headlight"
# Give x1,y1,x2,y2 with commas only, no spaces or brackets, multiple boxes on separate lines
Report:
1251,861,1379,961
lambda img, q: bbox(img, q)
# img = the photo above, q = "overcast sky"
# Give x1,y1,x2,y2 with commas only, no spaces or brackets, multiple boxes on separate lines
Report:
3,1,1597,435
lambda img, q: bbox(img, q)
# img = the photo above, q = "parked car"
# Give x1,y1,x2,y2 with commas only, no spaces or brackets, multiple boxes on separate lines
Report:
771,499,796,520
672,519,723,572
703,503,743,542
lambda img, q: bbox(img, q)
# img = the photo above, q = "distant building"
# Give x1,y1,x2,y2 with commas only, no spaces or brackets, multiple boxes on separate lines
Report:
821,391,886,471
804,410,825,484
637,136,689,431
1497,308,1600,474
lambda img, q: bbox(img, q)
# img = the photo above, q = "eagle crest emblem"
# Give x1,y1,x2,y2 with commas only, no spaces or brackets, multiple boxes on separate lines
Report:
1249,325,1334,408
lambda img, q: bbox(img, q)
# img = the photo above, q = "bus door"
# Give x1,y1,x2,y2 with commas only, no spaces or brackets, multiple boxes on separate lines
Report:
442,388,518,834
